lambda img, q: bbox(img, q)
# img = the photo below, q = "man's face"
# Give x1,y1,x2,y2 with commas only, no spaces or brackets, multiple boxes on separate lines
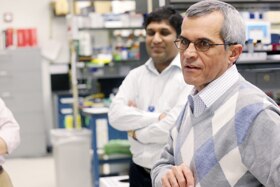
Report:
145,21,178,71
180,12,233,91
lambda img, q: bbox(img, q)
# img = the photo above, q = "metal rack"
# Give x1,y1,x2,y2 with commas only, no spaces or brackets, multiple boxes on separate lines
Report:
237,59,280,105
165,0,280,11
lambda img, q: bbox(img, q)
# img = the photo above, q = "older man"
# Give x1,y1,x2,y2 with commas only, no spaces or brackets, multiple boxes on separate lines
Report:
151,0,280,186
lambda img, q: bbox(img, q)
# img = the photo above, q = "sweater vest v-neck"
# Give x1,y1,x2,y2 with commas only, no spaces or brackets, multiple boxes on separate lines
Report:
172,77,280,186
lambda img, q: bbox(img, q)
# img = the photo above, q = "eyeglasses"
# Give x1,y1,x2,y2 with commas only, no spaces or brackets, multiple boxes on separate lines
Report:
174,37,237,52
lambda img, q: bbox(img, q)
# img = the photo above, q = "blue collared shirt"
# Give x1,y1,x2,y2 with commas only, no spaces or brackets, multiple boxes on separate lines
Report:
188,65,240,117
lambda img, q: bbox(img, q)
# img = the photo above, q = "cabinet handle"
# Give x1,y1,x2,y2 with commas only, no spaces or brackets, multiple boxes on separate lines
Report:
61,108,73,114
241,68,280,72
0,71,9,77
1,92,12,98
60,98,74,104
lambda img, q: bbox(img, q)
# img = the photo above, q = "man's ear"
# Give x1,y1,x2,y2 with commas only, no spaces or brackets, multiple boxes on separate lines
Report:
229,44,243,64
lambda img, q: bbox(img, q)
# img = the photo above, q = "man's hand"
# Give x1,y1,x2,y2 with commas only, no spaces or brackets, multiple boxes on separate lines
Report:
128,100,137,108
159,112,167,120
128,130,137,140
161,163,195,187
0,137,8,155
127,100,137,140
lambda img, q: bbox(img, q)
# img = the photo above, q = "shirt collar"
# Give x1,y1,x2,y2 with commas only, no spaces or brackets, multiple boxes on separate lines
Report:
188,65,239,116
145,54,181,74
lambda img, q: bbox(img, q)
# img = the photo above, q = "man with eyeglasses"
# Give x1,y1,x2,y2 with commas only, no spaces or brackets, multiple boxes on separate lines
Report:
151,0,280,186
108,6,193,187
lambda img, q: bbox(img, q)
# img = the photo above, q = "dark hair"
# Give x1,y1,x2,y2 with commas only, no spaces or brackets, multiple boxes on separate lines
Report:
143,6,183,37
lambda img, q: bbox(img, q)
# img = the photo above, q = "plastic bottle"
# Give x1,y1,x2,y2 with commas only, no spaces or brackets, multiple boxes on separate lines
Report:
247,39,254,54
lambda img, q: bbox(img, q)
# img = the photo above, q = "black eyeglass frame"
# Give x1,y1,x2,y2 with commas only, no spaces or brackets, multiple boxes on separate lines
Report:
174,37,237,52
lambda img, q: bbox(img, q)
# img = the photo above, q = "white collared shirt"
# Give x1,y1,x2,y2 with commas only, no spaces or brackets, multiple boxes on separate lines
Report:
109,54,193,168
0,98,20,165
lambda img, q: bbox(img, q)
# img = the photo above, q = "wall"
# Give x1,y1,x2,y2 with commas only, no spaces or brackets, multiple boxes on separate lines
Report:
0,0,50,46
0,0,65,146
0,0,69,62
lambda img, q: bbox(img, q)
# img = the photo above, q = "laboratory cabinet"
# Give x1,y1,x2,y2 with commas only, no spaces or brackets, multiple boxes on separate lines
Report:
0,48,47,157
52,90,90,128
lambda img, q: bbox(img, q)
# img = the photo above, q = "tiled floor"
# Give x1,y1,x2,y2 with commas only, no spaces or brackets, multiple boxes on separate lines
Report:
4,154,56,187
3,153,129,187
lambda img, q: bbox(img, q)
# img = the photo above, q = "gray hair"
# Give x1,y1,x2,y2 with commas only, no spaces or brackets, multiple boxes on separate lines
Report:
185,0,246,46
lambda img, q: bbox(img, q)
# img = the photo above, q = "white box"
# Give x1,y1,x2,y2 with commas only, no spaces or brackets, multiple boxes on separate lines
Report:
100,175,129,187
51,129,92,187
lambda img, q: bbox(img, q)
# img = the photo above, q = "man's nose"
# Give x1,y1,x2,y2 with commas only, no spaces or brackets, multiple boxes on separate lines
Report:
183,43,197,58
152,33,163,43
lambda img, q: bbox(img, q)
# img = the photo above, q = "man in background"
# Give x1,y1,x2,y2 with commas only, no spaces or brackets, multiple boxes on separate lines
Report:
0,98,20,187
151,0,280,186
108,6,192,187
